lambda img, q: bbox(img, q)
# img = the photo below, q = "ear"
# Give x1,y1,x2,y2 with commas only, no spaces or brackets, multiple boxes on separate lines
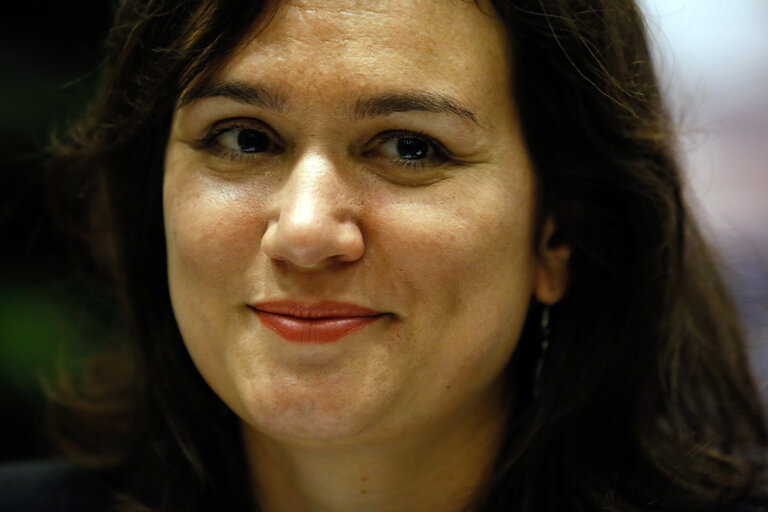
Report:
533,216,571,305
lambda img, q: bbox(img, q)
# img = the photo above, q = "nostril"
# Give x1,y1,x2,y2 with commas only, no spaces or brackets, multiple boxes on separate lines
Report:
335,223,365,262
261,216,364,268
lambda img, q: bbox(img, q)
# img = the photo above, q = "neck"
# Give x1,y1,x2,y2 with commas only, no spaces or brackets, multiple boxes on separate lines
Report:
242,395,507,512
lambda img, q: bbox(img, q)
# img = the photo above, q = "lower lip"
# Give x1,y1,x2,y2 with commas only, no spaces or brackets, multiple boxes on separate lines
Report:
253,312,379,343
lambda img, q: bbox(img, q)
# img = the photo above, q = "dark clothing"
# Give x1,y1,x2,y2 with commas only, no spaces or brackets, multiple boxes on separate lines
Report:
0,460,111,512
1,459,766,511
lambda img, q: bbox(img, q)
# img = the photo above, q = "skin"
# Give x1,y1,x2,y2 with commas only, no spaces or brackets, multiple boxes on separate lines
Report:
163,0,570,510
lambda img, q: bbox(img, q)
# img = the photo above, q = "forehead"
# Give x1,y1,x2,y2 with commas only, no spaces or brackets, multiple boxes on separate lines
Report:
210,0,512,110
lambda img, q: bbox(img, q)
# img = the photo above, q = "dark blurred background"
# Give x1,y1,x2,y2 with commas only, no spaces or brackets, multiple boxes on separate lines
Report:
1,1,112,460
1,1,766,463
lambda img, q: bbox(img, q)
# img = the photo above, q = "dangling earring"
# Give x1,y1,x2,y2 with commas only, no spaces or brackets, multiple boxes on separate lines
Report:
532,306,550,399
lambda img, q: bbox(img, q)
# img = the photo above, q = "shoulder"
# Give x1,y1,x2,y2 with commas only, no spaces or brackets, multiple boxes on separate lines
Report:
0,459,112,512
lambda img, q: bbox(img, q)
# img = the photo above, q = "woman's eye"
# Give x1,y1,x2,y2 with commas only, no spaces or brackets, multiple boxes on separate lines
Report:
388,136,431,160
216,127,271,154
201,122,279,160
374,132,449,166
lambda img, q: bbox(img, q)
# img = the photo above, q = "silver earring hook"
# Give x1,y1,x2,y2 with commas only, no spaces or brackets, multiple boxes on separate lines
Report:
532,306,550,399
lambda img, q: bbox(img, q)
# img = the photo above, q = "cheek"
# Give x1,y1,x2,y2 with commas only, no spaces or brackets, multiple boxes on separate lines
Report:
162,169,268,404
362,181,537,417
372,176,538,347
164,176,264,294
376,180,536,295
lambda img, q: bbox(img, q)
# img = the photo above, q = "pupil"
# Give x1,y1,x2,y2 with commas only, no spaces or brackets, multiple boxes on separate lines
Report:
238,130,269,153
397,137,428,160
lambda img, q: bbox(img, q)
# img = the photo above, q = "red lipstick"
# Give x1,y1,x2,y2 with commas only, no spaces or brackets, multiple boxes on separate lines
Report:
249,301,382,343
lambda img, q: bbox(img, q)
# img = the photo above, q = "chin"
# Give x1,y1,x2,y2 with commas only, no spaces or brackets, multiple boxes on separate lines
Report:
238,389,391,443
225,360,402,443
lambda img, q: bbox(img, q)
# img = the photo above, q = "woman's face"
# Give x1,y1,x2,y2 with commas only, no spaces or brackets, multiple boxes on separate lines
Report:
164,0,568,443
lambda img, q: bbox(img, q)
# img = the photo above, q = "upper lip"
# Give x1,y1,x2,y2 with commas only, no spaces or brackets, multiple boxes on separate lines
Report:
249,300,382,319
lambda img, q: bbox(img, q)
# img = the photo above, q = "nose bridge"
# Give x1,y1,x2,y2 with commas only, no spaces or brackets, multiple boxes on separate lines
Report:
281,151,340,225
261,150,364,268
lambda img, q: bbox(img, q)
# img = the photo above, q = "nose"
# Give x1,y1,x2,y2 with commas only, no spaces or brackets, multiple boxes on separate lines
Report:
261,153,364,269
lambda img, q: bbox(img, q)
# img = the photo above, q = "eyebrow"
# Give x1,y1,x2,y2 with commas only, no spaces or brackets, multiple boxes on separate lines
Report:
351,92,479,125
178,80,479,125
178,80,287,112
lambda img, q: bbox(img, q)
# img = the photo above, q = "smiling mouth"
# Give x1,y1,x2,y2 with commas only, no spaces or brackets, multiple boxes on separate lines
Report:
248,300,383,343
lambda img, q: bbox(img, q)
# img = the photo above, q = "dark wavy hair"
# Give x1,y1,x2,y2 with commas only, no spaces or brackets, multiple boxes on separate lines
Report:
46,0,768,510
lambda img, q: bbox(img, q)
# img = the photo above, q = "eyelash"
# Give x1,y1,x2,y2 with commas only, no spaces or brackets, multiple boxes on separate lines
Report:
199,120,280,162
198,120,452,168
367,130,451,169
